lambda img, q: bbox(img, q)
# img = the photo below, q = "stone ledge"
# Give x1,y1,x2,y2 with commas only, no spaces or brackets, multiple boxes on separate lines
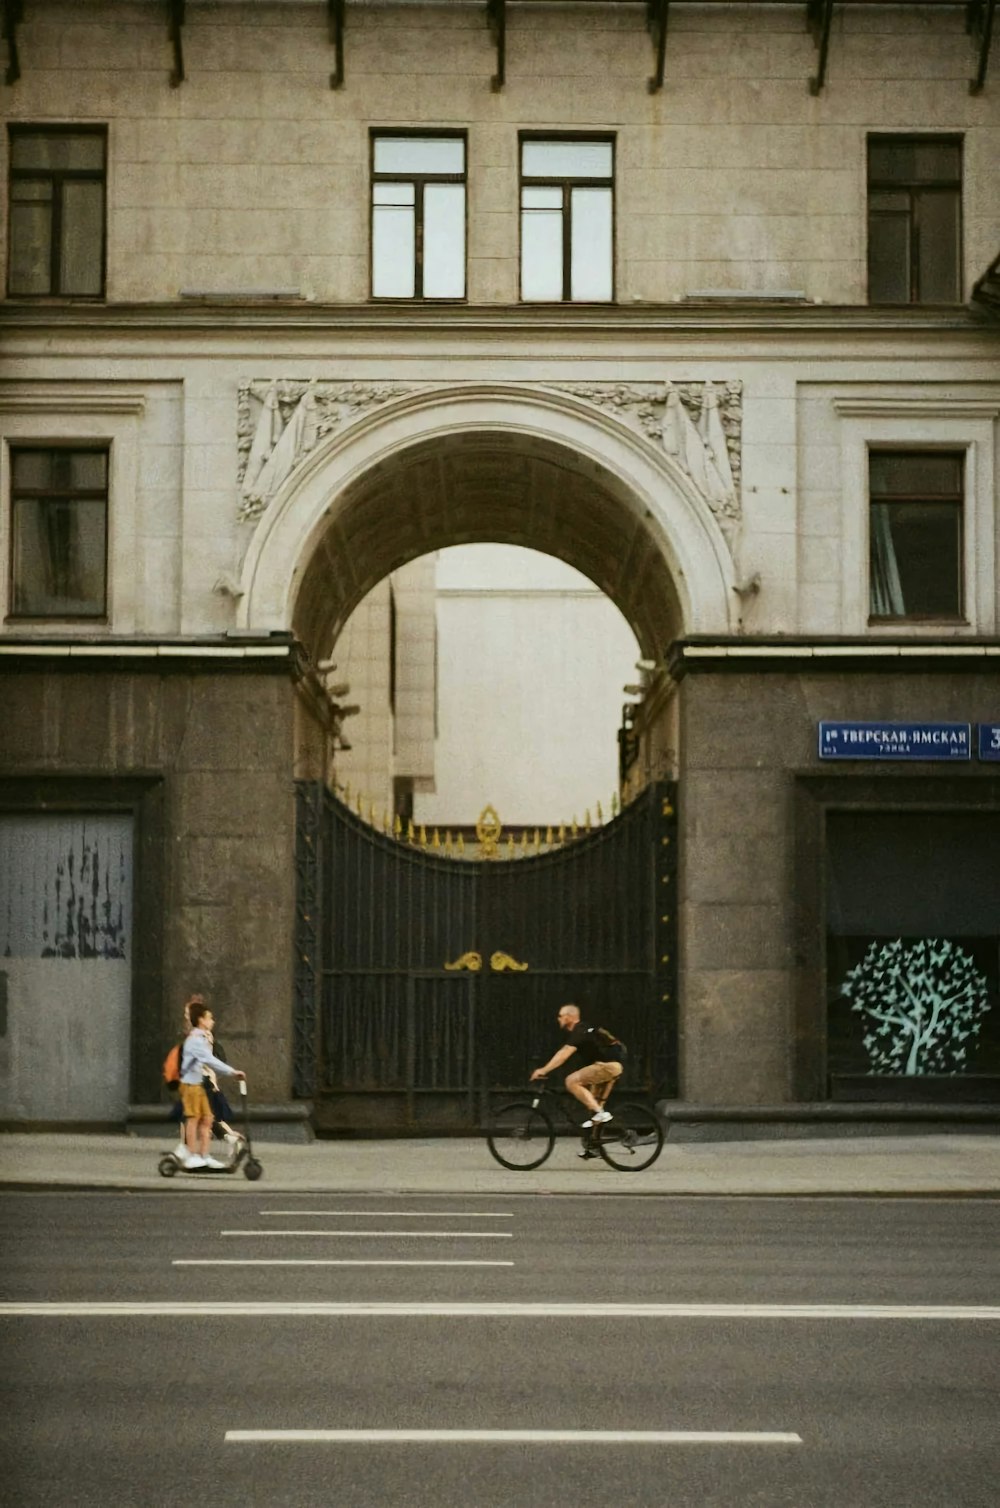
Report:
127,1103,314,1144
656,1100,1000,1141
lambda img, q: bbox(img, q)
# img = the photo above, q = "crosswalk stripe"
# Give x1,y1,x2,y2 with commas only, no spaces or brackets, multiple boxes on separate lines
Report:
3,1302,999,1319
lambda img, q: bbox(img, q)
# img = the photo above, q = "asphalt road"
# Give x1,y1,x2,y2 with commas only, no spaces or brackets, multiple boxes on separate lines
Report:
2,1192,999,1507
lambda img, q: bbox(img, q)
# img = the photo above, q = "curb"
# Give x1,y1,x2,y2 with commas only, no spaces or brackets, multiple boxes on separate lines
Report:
3,1181,1000,1199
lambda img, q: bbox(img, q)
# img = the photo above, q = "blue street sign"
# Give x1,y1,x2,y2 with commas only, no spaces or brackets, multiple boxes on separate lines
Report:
978,724,1000,761
818,722,971,761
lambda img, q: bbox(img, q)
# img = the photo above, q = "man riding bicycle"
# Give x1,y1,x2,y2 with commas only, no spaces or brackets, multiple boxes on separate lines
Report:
530,1003,624,1135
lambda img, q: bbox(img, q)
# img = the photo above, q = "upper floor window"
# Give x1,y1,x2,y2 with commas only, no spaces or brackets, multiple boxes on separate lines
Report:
371,134,466,300
520,137,614,302
7,127,107,298
869,450,964,622
867,135,962,305
8,447,109,619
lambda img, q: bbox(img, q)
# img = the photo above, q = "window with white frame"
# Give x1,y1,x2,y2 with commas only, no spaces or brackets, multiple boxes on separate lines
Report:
7,126,107,298
8,447,109,619
519,137,614,303
371,134,466,300
868,450,964,622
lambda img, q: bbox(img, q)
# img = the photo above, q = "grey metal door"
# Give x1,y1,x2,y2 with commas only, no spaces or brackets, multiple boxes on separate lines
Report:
0,813,133,1123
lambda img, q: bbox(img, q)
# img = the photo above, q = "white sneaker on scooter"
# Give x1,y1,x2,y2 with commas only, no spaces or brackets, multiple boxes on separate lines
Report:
184,1154,207,1169
204,1156,228,1170
172,1141,187,1161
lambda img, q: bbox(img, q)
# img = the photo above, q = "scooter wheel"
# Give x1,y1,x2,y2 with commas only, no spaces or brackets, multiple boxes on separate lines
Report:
243,1158,263,1181
158,1156,178,1178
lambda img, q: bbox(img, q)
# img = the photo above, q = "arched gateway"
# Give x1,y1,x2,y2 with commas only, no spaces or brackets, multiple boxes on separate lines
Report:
238,383,738,1130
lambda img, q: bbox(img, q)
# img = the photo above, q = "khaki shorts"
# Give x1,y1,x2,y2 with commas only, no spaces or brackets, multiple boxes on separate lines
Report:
179,1082,212,1120
571,1061,623,1088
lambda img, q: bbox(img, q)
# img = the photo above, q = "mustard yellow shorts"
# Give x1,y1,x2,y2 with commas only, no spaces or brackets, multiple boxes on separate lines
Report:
179,1082,212,1120
571,1061,623,1088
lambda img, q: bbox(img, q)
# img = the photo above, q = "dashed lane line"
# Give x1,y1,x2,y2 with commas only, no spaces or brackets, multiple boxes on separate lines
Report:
224,1429,803,1446
220,1230,513,1239
173,1259,515,1268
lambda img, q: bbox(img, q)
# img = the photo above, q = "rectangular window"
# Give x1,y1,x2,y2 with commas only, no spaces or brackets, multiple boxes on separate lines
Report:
520,137,614,303
868,450,964,622
7,126,107,298
9,447,109,619
867,135,962,305
371,134,466,300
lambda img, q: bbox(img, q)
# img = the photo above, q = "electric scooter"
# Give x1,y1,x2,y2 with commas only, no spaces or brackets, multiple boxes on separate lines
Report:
158,1079,263,1181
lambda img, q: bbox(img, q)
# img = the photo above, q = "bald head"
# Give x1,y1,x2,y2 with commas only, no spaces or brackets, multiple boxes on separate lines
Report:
557,1004,581,1031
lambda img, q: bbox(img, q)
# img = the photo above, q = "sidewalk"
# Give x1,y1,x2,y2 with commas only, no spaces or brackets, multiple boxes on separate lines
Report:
2,1130,1000,1196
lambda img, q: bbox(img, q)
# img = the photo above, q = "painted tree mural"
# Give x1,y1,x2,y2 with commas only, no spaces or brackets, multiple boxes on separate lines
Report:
842,938,990,1075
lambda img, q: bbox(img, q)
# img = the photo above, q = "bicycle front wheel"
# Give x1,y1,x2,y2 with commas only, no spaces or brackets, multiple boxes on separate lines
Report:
596,1101,664,1171
486,1102,556,1170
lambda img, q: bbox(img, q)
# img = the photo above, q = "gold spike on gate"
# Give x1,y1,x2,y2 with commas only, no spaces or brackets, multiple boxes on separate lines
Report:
457,832,466,855
394,814,402,838
432,828,441,850
368,802,376,827
520,830,529,855
419,824,428,849
545,826,553,846
571,817,578,839
557,822,566,844
611,793,620,817
445,830,454,855
407,818,415,843
596,800,604,825
505,833,515,857
584,809,591,832
534,829,541,853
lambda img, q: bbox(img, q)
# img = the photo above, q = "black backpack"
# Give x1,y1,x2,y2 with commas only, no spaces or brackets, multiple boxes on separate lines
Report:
590,1026,627,1063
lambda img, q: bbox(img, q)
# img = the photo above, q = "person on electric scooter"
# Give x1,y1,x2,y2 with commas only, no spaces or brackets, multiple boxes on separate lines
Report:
179,1001,245,1170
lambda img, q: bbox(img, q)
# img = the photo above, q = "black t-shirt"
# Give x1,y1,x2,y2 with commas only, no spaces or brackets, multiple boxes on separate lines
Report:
565,1021,603,1066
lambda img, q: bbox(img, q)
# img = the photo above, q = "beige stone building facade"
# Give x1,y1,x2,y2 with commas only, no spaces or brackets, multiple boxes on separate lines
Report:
1,0,998,1129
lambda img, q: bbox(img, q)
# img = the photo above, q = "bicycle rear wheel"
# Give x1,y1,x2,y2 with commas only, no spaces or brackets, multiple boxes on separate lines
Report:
596,1101,664,1171
486,1102,556,1170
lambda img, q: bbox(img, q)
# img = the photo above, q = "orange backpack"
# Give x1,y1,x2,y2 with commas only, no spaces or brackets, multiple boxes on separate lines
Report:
163,1043,183,1090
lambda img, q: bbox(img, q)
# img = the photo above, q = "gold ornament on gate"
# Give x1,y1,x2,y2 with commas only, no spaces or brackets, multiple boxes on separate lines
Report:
490,951,529,973
444,950,483,972
476,804,502,860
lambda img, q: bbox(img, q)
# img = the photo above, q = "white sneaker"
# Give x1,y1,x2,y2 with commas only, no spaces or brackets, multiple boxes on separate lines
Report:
204,1156,228,1170
184,1154,207,1169
582,1110,612,1128
171,1142,187,1160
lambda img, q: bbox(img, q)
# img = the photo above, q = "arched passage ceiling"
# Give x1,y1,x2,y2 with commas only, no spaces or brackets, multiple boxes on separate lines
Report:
292,431,683,662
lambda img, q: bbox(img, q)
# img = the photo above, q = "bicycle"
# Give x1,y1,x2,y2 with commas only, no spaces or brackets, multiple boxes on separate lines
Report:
485,1077,665,1172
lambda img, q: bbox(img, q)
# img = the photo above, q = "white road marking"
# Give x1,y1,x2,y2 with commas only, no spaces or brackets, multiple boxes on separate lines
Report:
224,1429,803,1446
220,1230,513,1239
260,1211,515,1218
4,1302,999,1319
173,1260,515,1268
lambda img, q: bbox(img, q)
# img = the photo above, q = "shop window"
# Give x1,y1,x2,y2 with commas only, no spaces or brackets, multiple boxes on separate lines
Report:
8,447,109,619
826,812,1000,1098
370,134,466,300
7,126,107,298
867,135,962,304
868,450,964,621
520,136,614,302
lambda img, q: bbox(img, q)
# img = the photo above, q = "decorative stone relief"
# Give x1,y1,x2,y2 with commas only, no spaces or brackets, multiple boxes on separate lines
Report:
237,378,742,535
237,379,416,520
550,381,743,536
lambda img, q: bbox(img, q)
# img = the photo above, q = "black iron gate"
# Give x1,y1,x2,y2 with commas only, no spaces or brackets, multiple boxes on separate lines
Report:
294,781,677,1132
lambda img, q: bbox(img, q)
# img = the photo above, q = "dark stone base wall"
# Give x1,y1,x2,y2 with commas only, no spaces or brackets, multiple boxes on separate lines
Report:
677,666,1000,1107
0,661,308,1106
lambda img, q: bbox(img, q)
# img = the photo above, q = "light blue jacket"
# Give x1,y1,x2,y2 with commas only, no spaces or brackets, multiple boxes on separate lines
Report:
180,1029,241,1085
